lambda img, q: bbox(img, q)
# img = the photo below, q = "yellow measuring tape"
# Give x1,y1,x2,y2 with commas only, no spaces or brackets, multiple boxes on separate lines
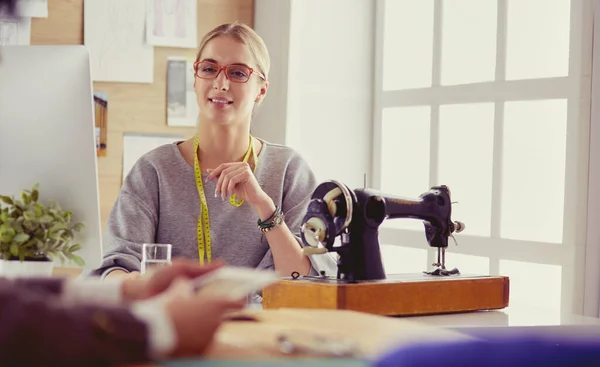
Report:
193,134,258,264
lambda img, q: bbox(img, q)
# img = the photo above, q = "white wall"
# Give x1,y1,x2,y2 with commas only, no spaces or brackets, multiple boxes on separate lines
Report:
252,0,291,145
254,0,374,190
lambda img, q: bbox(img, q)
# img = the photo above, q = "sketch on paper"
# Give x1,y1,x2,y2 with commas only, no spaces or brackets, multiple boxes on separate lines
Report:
16,0,48,18
146,0,197,48
0,17,30,45
84,0,153,83
167,57,199,127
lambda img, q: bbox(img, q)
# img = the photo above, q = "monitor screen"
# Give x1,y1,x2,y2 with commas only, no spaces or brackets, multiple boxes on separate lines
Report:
0,45,103,269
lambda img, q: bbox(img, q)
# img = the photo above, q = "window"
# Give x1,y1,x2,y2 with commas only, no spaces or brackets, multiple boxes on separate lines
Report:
374,0,593,315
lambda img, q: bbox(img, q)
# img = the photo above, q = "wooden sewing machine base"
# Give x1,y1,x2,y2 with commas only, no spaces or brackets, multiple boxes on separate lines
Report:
262,273,510,316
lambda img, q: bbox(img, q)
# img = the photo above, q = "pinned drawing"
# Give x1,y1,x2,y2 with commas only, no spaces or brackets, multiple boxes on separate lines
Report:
0,16,30,45
84,0,154,83
146,0,197,48
94,92,108,157
167,57,199,127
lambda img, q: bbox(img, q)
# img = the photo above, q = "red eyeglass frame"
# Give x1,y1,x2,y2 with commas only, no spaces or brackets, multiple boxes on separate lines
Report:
193,61,266,83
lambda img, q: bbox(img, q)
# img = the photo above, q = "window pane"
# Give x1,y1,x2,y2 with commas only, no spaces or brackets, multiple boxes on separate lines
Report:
505,0,570,80
500,259,562,313
446,252,490,275
380,106,431,231
501,100,567,243
380,245,428,274
441,0,497,85
438,103,495,237
383,0,434,90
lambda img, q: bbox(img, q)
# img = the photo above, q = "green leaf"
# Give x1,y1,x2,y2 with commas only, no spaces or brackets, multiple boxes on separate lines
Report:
0,214,13,225
62,211,72,223
0,196,13,206
0,224,15,238
72,255,85,267
13,233,29,244
69,243,82,253
72,223,85,232
23,238,36,249
49,222,67,234
21,192,31,205
23,220,36,231
31,189,39,202
38,215,54,224
9,244,18,257
23,211,36,221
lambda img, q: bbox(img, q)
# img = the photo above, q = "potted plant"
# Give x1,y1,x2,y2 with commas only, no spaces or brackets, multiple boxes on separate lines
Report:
0,184,85,277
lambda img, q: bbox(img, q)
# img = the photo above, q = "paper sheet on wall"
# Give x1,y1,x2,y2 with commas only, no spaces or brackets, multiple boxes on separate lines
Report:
0,16,30,45
146,0,197,48
122,133,184,181
167,57,199,127
84,0,154,83
16,0,48,18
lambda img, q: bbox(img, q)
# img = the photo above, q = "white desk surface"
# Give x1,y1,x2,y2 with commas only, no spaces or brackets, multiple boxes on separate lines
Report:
252,301,600,329
406,306,600,329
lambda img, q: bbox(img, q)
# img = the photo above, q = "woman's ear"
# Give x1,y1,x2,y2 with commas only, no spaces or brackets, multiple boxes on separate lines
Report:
255,81,269,103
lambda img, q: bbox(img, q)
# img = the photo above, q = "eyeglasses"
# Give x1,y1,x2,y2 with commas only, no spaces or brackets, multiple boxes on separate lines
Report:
193,61,265,83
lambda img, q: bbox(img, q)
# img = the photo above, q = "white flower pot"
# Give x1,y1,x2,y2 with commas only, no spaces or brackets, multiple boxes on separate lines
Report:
0,259,54,278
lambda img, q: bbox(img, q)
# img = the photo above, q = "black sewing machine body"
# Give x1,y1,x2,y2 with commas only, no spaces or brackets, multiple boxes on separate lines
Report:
299,180,465,283
263,180,509,316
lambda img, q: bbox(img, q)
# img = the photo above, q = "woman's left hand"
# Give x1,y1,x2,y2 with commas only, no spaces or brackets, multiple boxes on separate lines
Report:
207,162,268,206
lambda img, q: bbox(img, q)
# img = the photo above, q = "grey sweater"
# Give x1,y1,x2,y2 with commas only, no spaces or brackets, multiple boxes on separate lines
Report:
89,140,338,278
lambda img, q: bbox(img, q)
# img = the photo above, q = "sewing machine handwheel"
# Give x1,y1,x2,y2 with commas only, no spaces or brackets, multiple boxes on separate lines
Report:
311,180,355,235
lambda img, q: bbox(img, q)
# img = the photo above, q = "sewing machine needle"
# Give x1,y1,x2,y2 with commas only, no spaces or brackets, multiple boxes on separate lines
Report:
441,247,446,270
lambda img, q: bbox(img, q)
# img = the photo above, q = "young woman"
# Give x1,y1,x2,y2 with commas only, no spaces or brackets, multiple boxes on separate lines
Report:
91,22,337,281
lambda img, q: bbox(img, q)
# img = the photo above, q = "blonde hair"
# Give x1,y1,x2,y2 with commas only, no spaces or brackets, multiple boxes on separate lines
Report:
195,21,270,80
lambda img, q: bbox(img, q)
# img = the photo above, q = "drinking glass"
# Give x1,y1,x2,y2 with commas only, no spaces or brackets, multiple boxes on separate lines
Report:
141,243,172,275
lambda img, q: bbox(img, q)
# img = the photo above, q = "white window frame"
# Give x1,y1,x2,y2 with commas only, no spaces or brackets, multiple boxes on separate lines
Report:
584,0,600,318
371,0,594,315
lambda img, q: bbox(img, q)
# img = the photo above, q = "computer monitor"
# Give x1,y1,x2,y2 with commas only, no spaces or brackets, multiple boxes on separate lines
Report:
0,45,103,269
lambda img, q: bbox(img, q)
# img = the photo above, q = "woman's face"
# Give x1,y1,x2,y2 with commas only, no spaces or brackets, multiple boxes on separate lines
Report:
194,36,268,127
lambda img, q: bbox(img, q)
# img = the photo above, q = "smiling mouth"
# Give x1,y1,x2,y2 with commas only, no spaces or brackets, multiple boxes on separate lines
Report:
208,98,233,105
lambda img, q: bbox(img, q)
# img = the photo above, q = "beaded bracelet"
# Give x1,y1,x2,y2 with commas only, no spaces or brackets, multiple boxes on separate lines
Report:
258,206,285,233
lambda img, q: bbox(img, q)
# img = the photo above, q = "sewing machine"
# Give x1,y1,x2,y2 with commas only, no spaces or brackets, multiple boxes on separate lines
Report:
261,180,510,316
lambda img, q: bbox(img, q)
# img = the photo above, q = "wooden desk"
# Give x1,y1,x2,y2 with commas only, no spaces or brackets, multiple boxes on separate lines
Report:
164,308,474,363
52,267,83,278
53,267,600,365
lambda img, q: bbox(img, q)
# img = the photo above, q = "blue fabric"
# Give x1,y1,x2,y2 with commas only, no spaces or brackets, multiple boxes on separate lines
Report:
374,333,600,367
160,359,368,367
